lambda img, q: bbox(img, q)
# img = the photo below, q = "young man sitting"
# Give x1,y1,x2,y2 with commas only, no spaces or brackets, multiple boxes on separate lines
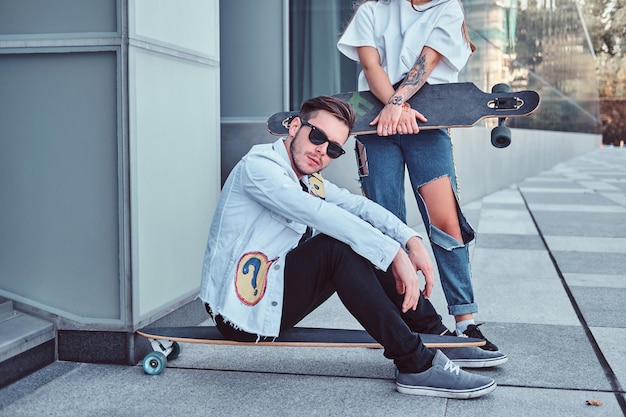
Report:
200,96,506,398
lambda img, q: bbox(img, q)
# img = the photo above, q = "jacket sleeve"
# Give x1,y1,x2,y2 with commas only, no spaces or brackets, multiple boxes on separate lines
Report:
240,151,404,271
323,178,421,247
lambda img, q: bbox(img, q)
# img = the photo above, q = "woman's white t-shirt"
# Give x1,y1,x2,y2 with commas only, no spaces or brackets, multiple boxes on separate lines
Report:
337,0,472,90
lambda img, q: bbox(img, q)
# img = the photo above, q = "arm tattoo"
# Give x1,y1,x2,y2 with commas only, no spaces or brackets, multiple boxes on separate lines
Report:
389,54,428,106
388,95,404,106
403,54,428,87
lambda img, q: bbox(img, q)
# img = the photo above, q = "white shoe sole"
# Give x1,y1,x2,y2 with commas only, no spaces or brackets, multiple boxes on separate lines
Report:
396,380,497,399
451,354,509,368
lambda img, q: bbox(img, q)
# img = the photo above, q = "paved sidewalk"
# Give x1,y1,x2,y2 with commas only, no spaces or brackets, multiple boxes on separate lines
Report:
1,147,625,416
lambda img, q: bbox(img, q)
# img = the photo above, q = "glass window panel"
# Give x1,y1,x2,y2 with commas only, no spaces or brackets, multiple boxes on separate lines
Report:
0,0,117,35
289,0,357,109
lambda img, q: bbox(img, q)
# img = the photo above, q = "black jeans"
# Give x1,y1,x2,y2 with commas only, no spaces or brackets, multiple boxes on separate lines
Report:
213,234,446,373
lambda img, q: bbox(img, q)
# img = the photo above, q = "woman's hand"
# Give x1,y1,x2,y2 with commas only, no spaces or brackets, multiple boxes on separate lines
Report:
357,45,442,137
371,102,427,136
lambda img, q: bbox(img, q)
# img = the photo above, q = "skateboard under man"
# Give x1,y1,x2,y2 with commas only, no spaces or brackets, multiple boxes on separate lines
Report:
267,82,540,148
137,326,485,375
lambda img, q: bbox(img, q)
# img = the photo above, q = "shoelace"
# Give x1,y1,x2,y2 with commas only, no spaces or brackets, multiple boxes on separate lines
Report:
443,358,461,376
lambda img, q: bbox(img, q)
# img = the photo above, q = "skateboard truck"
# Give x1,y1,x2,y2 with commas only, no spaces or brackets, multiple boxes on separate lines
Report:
489,84,514,148
149,338,178,357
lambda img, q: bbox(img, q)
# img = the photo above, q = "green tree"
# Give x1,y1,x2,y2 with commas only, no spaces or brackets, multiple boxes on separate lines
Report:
578,0,626,144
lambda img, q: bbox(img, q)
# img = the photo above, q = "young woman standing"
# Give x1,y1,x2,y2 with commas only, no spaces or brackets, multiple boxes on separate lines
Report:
338,0,500,350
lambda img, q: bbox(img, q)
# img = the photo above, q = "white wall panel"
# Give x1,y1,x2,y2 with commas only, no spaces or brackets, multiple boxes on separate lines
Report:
129,47,220,318
130,0,218,58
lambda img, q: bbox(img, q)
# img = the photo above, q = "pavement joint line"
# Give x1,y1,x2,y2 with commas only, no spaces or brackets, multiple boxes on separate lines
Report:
518,184,626,415
143,365,394,381
135,364,626,394
496,384,626,394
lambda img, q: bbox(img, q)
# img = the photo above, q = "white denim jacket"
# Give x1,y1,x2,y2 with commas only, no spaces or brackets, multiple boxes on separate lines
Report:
199,138,420,337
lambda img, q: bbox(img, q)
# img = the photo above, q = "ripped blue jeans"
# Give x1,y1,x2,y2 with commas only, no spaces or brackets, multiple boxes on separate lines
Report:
356,129,478,317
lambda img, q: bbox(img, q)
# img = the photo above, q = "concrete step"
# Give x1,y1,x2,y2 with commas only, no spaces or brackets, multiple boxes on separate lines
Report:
0,303,56,388
0,312,55,362
0,299,16,322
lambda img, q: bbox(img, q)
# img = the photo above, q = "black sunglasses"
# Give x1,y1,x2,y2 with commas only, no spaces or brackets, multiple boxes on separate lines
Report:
300,119,346,159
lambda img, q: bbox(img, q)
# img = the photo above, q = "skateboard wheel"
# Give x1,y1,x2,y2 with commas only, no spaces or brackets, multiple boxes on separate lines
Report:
143,351,167,375
491,83,511,93
168,342,182,360
491,125,512,148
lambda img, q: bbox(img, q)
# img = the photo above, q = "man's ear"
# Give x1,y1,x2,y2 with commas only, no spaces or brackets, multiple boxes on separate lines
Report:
288,116,301,137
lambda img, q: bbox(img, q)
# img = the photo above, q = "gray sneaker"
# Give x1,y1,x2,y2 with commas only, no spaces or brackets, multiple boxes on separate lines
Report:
441,346,508,368
396,350,496,399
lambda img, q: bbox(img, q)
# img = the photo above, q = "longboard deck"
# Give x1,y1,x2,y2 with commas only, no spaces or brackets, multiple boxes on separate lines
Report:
137,326,485,349
266,82,541,137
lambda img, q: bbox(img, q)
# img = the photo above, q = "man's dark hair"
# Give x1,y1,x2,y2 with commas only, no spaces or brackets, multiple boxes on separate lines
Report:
299,96,356,131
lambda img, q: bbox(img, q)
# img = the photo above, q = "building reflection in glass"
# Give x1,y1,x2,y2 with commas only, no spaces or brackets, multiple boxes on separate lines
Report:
461,0,601,133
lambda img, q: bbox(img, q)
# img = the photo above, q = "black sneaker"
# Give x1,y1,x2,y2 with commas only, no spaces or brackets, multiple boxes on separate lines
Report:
458,323,499,351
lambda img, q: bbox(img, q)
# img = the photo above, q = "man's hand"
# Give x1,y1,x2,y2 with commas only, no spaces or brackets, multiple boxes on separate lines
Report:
406,236,434,298
391,249,420,313
391,237,434,312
